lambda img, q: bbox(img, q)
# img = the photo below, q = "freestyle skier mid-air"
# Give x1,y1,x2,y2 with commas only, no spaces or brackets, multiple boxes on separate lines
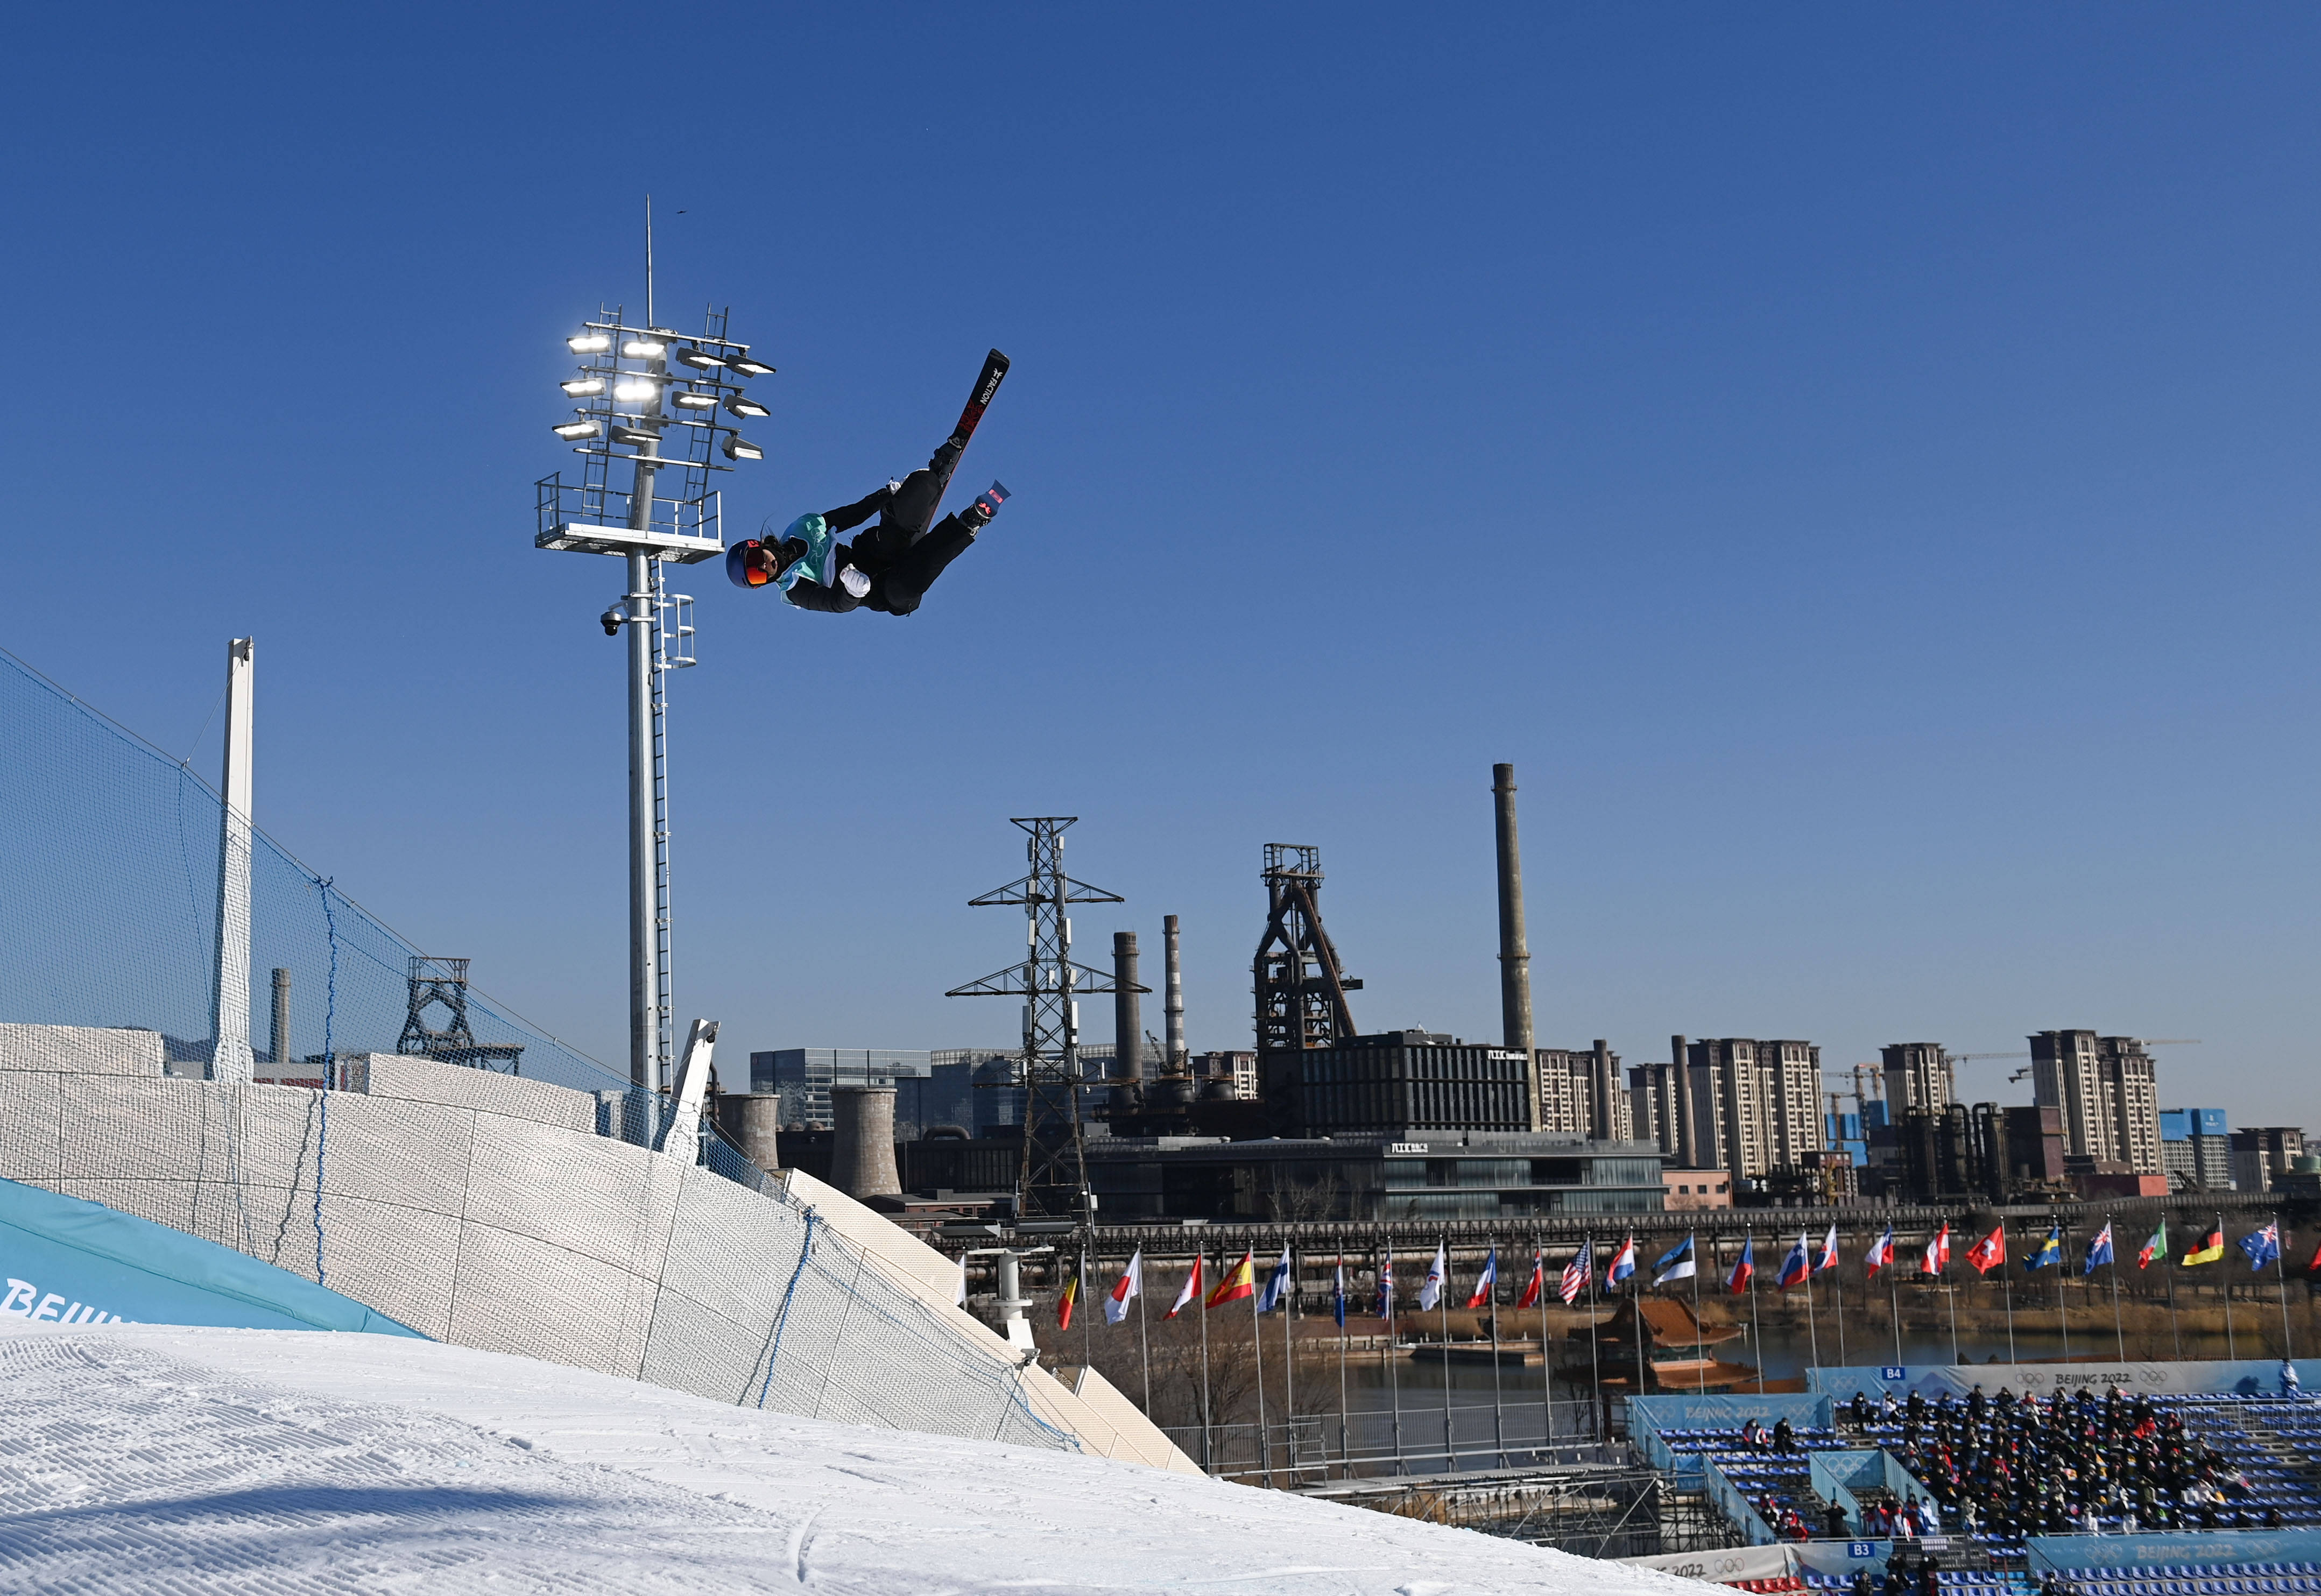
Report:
725,349,1010,616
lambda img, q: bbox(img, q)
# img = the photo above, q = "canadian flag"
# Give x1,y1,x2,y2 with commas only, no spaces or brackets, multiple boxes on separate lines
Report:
1922,1222,1951,1275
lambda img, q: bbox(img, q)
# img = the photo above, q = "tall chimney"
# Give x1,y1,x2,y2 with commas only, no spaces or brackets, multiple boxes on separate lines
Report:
1162,914,1186,1070
1110,930,1143,1118
1673,1034,1700,1169
269,968,292,1067
1592,1040,1616,1140
1491,763,1540,1131
829,1086,901,1199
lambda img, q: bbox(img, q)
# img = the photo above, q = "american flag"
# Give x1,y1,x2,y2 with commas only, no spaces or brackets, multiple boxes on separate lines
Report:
1558,1239,1593,1305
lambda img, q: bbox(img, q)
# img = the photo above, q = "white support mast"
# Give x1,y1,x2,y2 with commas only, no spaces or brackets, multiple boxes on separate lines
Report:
209,637,256,1084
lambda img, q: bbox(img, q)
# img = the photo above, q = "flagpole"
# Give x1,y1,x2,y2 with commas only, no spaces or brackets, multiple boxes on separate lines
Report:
2154,1225,2172,1354
2275,1214,2294,1362
1887,1231,1903,1365
1135,1250,1152,1415
2220,1212,2237,1361
1250,1247,1269,1488
2061,1225,2079,1364
1537,1228,1554,1452
1197,1244,1213,1473
1632,1242,1649,1417
1487,1240,1507,1467
1587,1232,1607,1434
1944,1221,1960,1367
2108,1217,2126,1364
1692,1233,1707,1395
1081,1244,1094,1372
1336,1249,1350,1480
1999,1224,2015,1365
1385,1241,1405,1472
1746,1229,1765,1395
1283,1243,1297,1481
1438,1235,1454,1472
1801,1236,1821,1374
1833,1226,1848,1369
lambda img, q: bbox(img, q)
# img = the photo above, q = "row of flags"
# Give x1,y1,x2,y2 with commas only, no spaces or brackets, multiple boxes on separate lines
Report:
1056,1220,2303,1327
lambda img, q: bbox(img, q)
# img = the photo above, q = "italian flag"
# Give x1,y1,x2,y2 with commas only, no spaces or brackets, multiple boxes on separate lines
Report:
2137,1219,2167,1270
1207,1249,1257,1309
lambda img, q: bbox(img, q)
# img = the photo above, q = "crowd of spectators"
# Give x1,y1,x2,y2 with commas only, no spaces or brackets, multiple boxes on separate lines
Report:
1849,1383,2286,1537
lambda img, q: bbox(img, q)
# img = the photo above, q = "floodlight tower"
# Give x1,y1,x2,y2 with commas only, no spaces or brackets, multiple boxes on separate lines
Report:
535,295,774,1093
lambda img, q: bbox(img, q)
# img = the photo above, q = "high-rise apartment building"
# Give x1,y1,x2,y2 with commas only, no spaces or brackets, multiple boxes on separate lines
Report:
1881,1043,1956,1113
1539,1041,1629,1141
2230,1126,2306,1194
2028,1032,2162,1175
2158,1108,2234,1191
1681,1038,1824,1181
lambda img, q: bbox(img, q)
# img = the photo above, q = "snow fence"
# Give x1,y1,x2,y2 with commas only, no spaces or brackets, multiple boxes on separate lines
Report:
0,1023,1196,1473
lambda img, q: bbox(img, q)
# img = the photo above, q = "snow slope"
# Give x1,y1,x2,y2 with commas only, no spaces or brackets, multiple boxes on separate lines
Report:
0,1320,1694,1595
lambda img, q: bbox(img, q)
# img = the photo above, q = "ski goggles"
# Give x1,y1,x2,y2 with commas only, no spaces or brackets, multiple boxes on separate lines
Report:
725,540,778,588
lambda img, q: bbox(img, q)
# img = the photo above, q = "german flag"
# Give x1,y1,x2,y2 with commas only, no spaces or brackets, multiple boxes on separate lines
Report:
1207,1248,1257,1309
2182,1225,2226,1267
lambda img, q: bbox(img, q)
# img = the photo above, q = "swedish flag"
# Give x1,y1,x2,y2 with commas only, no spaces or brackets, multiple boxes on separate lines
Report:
2026,1225,2062,1270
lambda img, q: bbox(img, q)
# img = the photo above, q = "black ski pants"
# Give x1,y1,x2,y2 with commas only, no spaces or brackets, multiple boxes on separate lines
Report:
780,510,978,617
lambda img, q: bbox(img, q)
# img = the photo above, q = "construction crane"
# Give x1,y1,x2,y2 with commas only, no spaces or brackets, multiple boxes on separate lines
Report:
1993,1039,2198,1084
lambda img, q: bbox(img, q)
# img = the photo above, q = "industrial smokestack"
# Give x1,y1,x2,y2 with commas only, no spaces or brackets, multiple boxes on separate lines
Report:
1491,763,1540,1131
269,968,291,1067
1162,914,1185,1070
714,1093,782,1175
1110,930,1143,1118
1673,1034,1700,1169
1147,914,1193,1112
829,1086,901,1199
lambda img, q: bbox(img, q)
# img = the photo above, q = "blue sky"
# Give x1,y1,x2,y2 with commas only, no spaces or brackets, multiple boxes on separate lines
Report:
6,7,2318,1124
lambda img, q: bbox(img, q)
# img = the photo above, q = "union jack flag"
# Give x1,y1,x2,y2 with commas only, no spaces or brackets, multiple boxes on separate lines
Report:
1559,1239,1593,1305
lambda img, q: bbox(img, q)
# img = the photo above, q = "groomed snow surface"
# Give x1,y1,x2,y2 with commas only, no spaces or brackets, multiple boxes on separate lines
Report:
0,1322,1689,1594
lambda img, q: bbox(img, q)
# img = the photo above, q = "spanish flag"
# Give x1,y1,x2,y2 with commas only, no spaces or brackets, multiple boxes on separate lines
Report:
1207,1248,1257,1309
1057,1274,1078,1330
2182,1225,2226,1267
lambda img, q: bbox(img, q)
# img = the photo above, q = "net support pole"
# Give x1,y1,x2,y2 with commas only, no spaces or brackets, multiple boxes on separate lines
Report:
208,637,256,1085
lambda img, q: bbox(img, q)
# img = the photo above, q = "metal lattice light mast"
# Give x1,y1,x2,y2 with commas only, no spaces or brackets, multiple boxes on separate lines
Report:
535,267,774,1093
948,818,1139,1222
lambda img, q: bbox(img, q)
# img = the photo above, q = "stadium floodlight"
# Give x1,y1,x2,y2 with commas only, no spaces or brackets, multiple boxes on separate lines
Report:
724,394,771,419
534,268,772,1101
726,352,775,377
721,434,764,462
